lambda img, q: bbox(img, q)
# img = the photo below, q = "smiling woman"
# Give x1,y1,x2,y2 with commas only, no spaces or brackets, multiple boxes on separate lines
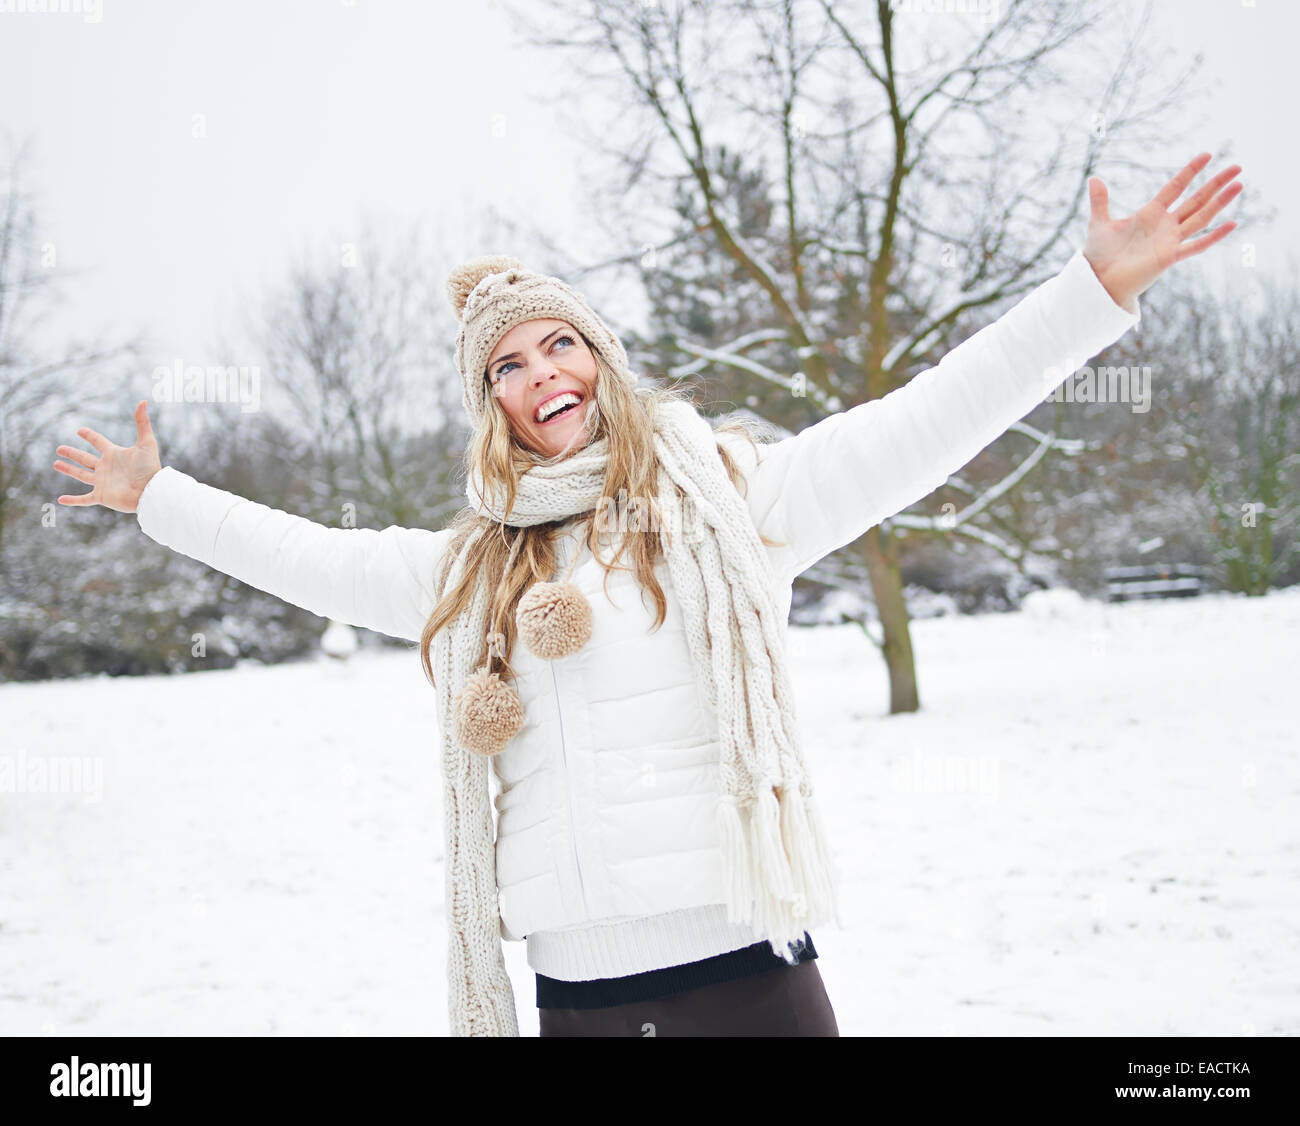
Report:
52,154,1232,1037
486,318,599,460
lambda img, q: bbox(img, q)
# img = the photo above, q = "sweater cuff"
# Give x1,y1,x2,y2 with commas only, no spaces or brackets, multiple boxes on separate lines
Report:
134,465,198,539
135,465,178,527
1066,246,1142,328
526,904,767,981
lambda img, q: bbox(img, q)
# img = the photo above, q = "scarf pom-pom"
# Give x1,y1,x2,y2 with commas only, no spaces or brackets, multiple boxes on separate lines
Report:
517,581,592,660
453,665,525,756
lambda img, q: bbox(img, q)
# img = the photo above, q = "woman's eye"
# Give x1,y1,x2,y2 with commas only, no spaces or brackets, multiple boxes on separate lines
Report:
493,335,576,381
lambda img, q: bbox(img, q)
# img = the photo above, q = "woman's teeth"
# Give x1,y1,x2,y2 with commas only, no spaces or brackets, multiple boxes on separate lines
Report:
536,394,582,423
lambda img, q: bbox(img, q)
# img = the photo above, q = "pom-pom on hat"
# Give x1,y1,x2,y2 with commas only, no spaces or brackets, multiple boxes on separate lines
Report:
445,255,635,428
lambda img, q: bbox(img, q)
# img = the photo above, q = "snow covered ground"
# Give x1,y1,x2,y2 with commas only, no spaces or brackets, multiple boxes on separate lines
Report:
2,585,1296,1037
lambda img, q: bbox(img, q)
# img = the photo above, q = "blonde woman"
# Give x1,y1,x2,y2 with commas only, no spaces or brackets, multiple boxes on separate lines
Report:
54,154,1240,1037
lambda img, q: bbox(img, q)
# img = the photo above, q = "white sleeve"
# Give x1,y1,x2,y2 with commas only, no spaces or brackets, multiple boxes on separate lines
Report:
135,467,451,643
738,247,1142,580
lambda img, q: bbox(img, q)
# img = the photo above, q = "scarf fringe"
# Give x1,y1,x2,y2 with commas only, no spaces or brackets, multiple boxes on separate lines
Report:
781,781,842,930
717,780,840,957
717,795,755,913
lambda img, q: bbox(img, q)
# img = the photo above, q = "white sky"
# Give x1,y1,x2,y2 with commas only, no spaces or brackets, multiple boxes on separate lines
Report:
0,0,1295,378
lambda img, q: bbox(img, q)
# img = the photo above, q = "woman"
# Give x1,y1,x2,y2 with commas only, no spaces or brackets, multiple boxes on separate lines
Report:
53,154,1241,1037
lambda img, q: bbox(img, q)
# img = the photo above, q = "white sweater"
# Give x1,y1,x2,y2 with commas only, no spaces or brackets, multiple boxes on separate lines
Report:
135,247,1140,984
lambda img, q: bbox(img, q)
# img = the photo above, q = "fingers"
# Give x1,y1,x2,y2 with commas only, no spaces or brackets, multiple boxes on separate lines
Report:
1179,180,1244,239
1173,164,1242,224
1088,177,1110,223
56,491,97,506
1175,221,1237,263
53,458,94,485
1154,152,1213,210
76,425,111,454
55,444,97,470
134,399,154,445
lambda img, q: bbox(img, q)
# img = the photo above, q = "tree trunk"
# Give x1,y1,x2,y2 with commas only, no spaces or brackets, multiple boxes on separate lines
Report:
859,524,919,714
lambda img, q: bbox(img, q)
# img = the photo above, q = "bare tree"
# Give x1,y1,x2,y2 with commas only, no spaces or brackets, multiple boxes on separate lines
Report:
245,219,468,532
1154,269,1300,595
499,0,1235,712
0,133,139,552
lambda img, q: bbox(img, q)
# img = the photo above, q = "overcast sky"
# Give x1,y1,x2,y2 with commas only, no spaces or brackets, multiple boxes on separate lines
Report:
1,0,1295,384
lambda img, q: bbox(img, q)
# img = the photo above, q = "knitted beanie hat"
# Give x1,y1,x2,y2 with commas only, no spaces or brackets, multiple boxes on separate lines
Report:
445,255,635,429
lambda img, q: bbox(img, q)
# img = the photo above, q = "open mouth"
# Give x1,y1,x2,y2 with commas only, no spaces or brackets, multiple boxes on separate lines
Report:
534,393,585,424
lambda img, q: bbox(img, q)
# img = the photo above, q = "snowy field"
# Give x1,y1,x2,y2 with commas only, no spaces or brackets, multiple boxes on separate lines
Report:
2,585,1296,1037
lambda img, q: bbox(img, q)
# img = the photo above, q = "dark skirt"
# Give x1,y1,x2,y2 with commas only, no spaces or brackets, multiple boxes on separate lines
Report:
536,933,839,1037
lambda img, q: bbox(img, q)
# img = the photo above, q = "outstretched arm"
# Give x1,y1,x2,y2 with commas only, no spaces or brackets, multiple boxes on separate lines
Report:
735,153,1242,581
55,402,449,643
134,468,449,644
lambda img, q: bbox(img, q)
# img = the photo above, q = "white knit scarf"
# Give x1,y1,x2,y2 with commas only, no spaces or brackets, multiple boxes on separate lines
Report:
430,397,841,1036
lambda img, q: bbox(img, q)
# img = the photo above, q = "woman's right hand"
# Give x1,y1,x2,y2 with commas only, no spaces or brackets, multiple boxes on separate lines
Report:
54,399,163,515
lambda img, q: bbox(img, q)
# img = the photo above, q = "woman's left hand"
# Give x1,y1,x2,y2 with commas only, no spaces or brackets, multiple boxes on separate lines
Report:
1083,152,1243,312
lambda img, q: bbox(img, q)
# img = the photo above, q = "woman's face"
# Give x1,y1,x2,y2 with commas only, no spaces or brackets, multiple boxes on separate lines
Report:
486,317,598,459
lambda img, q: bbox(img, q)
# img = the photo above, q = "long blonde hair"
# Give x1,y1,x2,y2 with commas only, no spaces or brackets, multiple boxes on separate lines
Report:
419,338,779,690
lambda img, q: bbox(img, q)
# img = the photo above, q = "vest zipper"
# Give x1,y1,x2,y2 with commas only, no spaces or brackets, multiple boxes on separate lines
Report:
551,659,590,916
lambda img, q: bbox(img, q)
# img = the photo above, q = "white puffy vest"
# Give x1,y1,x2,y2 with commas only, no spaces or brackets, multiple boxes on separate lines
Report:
490,511,800,942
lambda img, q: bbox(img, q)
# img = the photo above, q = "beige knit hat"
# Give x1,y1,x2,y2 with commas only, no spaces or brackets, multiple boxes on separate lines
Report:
445,255,635,428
